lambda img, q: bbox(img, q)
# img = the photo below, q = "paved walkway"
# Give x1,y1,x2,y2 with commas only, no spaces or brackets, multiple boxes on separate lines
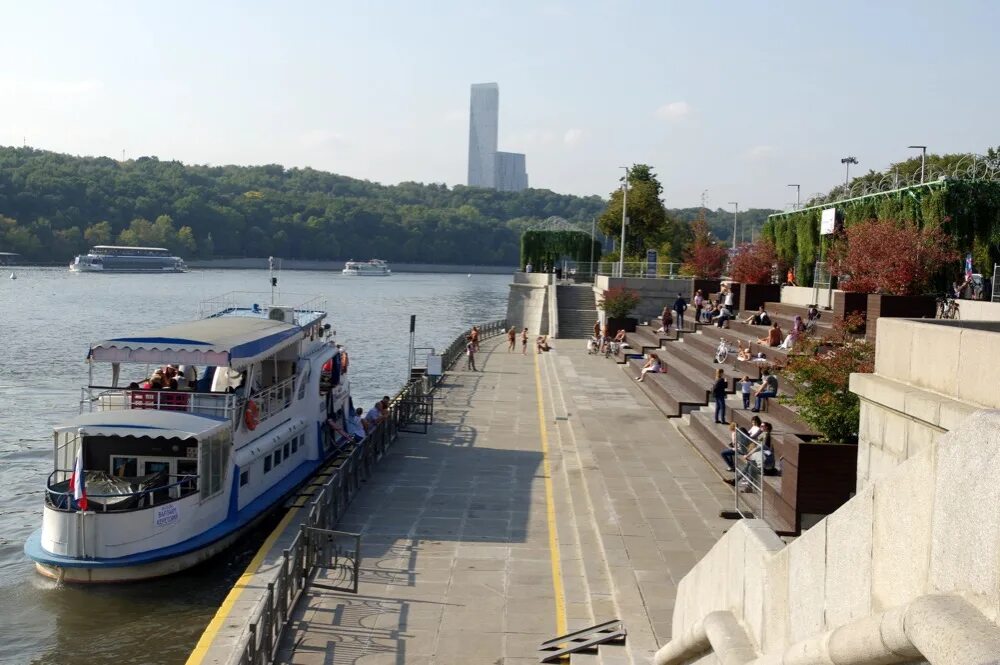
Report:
275,336,731,664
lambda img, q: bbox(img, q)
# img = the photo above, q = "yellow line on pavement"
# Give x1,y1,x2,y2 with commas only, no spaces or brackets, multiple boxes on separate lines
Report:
185,506,301,665
534,352,568,637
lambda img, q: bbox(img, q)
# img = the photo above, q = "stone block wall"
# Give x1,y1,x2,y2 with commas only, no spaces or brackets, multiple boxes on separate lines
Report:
594,276,695,322
505,282,549,335
660,411,1000,664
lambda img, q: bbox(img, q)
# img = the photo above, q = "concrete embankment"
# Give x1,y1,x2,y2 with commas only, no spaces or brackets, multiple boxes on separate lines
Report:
187,258,515,273
190,333,733,663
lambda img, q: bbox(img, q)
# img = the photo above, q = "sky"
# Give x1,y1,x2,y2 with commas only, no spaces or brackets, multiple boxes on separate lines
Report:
1,0,998,209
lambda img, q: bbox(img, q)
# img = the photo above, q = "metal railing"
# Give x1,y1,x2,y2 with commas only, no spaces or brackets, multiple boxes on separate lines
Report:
440,320,507,371
45,470,199,512
231,376,431,665
731,429,766,522
198,291,327,323
81,387,238,419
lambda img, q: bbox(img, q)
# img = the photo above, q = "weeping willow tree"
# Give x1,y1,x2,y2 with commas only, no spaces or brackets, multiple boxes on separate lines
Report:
519,230,602,270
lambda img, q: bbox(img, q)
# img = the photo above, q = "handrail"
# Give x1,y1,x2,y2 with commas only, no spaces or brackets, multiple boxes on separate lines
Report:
45,471,199,513
654,594,1000,665
439,320,507,372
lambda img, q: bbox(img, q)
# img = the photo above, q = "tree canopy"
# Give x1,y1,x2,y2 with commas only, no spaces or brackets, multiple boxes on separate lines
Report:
0,146,606,264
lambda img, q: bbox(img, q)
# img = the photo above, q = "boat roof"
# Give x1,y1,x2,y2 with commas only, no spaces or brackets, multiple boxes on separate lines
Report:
88,317,303,368
55,410,228,439
92,245,169,251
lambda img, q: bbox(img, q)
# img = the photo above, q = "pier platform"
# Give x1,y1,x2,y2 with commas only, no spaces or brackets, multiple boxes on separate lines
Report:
199,335,733,664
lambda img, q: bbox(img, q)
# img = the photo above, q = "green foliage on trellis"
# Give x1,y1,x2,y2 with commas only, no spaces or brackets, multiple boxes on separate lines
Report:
519,230,602,270
762,180,1000,283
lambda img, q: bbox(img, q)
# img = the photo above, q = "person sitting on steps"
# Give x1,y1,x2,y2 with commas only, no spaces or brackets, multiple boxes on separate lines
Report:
751,369,779,412
757,321,783,347
636,352,663,382
743,305,771,326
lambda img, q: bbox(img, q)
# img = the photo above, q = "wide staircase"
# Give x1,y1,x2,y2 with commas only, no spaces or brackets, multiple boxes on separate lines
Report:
557,284,598,338
614,299,856,536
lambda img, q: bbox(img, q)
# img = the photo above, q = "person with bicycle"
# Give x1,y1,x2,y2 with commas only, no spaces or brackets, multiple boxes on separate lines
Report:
611,328,627,356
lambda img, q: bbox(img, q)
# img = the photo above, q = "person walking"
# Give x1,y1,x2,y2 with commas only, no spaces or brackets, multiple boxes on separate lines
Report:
521,327,529,354
672,292,688,331
466,336,477,371
693,289,704,323
470,326,480,352
506,326,517,352
712,368,728,424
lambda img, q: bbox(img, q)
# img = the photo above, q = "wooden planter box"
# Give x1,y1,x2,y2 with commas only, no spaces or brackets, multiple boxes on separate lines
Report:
605,317,637,335
740,283,782,312
833,291,868,329
772,437,858,533
693,278,721,299
865,294,937,342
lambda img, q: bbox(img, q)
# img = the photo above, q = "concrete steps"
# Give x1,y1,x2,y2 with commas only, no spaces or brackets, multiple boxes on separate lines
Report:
558,284,598,339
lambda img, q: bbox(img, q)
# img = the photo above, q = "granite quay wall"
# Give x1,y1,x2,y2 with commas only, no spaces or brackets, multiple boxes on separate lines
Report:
506,282,549,336
850,317,1000,489
595,275,695,322
187,258,515,273
780,285,816,307
656,410,1000,665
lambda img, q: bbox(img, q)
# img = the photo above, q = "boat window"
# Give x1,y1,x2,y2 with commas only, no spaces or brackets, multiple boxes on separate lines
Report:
291,437,298,454
283,442,290,459
111,456,138,478
239,470,249,487
264,456,272,473
273,450,282,467
199,430,231,499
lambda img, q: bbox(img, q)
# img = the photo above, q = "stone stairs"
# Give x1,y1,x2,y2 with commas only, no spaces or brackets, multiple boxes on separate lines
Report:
557,284,598,339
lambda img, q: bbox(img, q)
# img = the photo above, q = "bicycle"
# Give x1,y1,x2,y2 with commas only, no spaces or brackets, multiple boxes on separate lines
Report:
715,338,737,364
936,297,960,320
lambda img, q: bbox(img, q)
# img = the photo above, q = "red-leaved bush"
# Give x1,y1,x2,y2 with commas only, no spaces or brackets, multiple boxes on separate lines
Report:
827,219,958,296
729,239,779,284
681,220,728,278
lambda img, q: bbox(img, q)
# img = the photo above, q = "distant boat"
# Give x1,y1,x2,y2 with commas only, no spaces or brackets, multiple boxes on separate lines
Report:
9,272,15,280
70,245,187,273
342,259,391,276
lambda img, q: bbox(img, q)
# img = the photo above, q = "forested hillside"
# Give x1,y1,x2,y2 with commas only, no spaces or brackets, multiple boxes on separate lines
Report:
0,147,605,264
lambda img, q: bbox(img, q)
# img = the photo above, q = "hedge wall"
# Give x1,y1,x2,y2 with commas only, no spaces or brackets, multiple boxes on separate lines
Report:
762,179,1000,285
519,230,602,270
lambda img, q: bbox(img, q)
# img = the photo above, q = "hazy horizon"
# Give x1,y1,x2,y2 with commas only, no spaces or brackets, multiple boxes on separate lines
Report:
1,1,997,209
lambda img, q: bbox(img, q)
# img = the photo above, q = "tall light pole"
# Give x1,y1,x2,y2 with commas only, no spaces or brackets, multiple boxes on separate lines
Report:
619,166,629,277
908,145,927,183
787,184,800,210
589,216,597,275
728,202,739,249
840,156,858,190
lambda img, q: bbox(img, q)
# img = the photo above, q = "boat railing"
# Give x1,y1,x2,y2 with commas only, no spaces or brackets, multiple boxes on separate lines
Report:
198,291,328,324
45,470,199,512
80,387,238,419
243,375,296,426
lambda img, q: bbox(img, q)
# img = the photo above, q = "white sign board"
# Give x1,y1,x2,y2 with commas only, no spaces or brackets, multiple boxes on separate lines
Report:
426,354,443,377
820,208,837,235
154,503,180,529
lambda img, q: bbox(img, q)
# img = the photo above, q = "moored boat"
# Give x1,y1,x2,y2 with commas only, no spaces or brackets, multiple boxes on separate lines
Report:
24,292,358,582
70,245,187,273
342,258,391,276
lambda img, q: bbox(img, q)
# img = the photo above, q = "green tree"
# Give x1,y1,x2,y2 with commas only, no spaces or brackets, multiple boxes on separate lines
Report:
84,221,113,246
597,164,667,258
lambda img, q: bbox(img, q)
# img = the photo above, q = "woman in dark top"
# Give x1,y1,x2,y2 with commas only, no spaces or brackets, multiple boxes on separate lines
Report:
712,368,728,424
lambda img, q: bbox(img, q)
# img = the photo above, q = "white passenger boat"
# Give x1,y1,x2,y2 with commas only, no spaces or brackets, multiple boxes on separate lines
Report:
24,292,357,582
341,259,391,276
70,245,188,273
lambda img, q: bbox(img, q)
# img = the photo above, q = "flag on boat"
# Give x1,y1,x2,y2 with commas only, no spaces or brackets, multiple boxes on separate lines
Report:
69,447,88,511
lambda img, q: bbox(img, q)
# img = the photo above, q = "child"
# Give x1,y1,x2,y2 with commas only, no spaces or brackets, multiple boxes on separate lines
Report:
739,375,754,409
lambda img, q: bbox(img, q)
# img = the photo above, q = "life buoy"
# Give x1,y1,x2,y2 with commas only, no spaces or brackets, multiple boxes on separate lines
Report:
244,400,260,430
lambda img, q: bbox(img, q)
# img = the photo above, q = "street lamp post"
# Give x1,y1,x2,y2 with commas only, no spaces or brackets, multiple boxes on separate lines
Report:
787,184,800,210
908,145,927,183
728,202,739,249
619,166,629,277
840,156,858,190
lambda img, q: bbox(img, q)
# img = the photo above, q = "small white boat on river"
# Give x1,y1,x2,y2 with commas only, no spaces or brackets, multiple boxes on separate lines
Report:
342,258,391,276
24,292,357,582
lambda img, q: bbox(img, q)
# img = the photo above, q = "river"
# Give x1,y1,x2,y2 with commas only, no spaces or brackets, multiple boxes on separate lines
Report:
0,267,510,665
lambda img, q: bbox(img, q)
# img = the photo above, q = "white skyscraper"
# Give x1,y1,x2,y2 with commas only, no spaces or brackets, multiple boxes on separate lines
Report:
467,83,499,188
